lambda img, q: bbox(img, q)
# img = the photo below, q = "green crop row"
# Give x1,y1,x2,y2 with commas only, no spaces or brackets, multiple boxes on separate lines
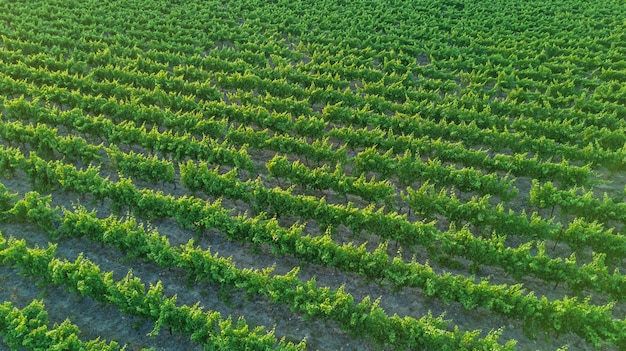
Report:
0,232,306,350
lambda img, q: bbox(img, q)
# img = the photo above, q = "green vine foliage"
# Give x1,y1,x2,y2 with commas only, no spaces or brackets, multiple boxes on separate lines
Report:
1,0,626,349
0,300,126,351
0,231,307,351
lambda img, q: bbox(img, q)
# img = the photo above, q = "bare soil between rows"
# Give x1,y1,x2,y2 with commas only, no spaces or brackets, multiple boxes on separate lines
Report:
1,140,624,351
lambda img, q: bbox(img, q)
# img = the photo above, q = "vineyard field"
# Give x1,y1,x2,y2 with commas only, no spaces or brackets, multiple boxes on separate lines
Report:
1,0,626,350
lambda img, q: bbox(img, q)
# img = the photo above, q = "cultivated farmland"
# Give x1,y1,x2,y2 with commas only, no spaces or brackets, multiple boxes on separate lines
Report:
1,0,626,350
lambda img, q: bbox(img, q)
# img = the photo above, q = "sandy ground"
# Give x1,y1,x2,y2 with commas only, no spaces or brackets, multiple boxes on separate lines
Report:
1,136,624,351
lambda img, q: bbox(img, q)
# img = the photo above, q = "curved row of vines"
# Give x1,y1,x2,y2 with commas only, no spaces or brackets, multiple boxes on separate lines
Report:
1,0,625,350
